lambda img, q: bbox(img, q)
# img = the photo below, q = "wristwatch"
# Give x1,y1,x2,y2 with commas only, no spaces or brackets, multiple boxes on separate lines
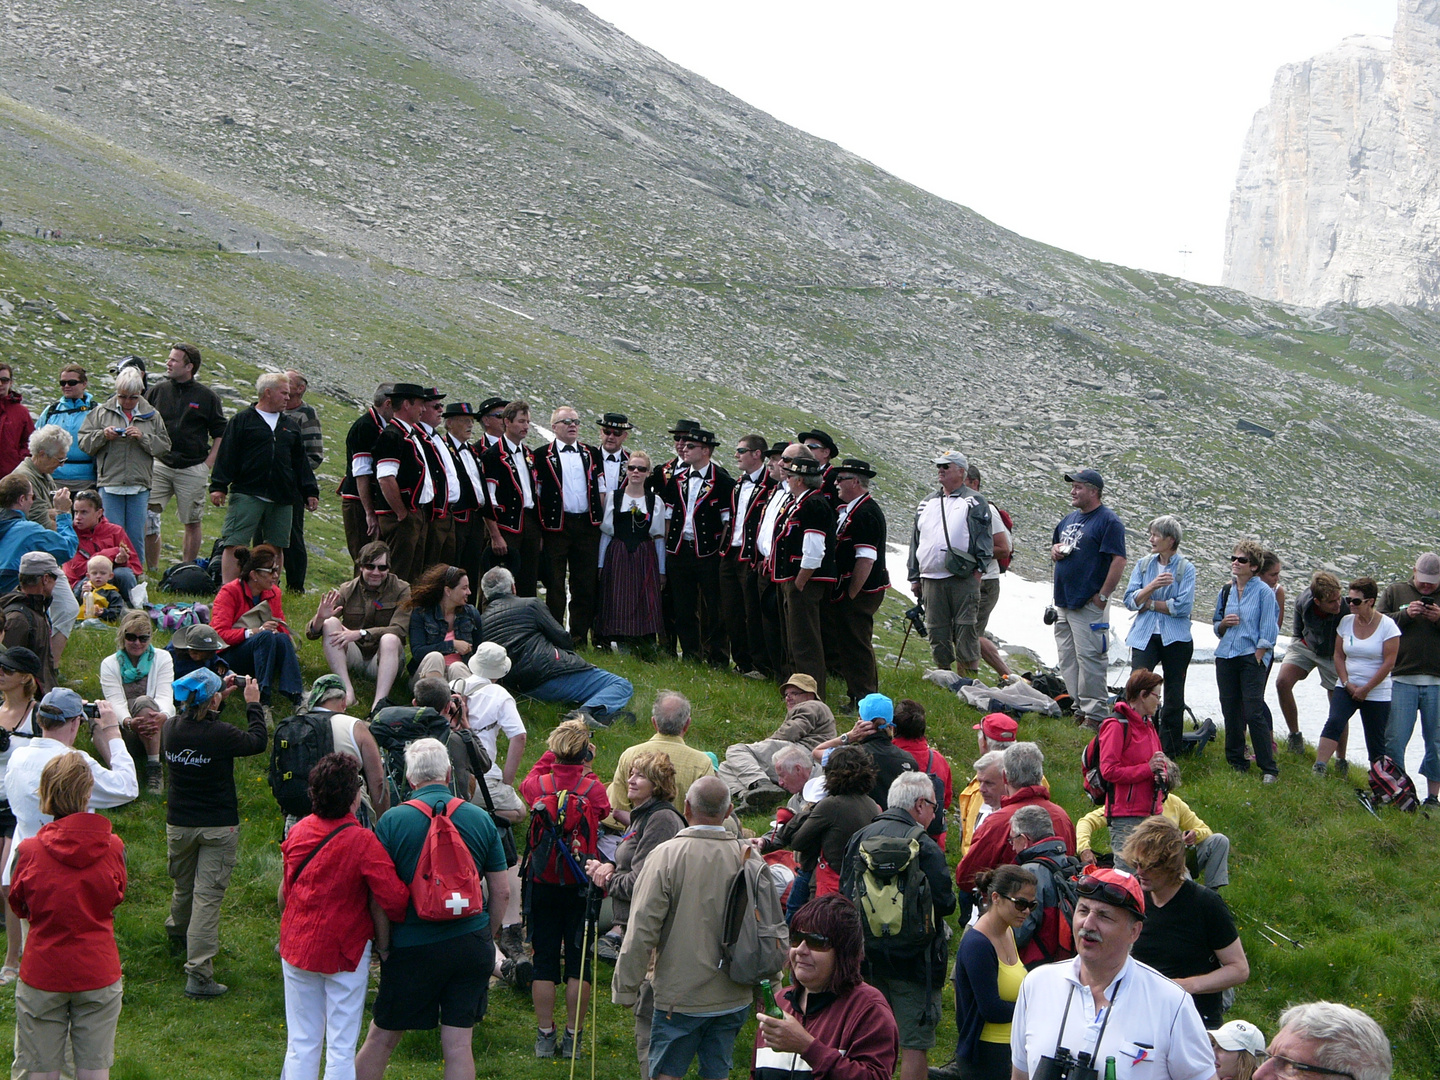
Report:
839,733,849,745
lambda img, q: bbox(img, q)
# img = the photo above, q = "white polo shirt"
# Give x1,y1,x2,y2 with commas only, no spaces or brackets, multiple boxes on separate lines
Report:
1010,955,1215,1080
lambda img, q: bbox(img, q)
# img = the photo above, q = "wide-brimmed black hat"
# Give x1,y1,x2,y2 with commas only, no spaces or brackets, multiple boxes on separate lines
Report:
388,382,427,401
684,428,719,447
476,396,508,416
764,441,791,459
834,458,876,478
668,418,701,436
443,402,476,418
597,412,634,431
782,456,826,476
797,429,839,457
423,387,447,402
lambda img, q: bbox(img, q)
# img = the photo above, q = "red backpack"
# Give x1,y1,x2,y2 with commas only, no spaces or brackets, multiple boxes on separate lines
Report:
405,796,484,921
522,773,602,887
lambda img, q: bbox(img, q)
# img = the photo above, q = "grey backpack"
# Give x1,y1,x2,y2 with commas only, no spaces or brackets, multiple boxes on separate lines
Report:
720,844,789,985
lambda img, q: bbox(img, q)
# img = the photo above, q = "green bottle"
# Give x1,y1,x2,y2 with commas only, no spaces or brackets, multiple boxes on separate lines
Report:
759,979,784,1018
1104,1056,1117,1080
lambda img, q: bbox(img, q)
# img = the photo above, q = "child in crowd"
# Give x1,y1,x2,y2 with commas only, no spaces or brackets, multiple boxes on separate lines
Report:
78,554,124,623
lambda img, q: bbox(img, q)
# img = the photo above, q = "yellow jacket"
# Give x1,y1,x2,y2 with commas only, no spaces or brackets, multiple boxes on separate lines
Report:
1075,793,1212,854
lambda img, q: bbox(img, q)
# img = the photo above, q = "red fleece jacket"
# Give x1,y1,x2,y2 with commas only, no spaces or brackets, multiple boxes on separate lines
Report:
211,578,288,646
65,518,144,586
1098,700,1165,819
752,981,898,1080
954,784,1076,892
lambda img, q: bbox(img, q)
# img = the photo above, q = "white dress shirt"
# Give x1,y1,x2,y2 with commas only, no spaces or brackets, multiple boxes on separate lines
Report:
730,469,763,548
507,439,534,509
603,452,625,495
376,418,434,504
556,441,589,514
756,486,791,560
422,424,462,503
449,434,484,502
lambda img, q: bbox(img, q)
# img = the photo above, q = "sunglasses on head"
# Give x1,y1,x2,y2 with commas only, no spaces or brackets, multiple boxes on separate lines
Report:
124,633,152,643
1076,875,1142,913
788,930,833,951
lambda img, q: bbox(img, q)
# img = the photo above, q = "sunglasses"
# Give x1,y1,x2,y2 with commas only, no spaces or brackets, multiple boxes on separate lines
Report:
625,464,650,473
804,442,824,451
554,417,580,425
484,411,504,420
788,931,833,951
124,633,152,643
362,563,390,572
1001,894,1038,913
1231,555,1253,564
1347,597,1368,606
59,379,83,388
1264,1055,1353,1080
0,377,12,385
1076,876,1142,914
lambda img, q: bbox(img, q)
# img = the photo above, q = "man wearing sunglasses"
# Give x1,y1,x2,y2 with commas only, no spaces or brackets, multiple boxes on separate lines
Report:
1253,1002,1390,1080
305,540,411,712
535,405,605,648
1009,867,1218,1080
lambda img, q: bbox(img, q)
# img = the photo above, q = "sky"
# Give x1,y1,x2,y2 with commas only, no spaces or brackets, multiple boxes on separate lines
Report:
578,1,1401,285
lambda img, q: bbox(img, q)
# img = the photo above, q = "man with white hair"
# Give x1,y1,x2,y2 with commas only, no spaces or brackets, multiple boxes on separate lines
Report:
209,371,319,583
354,737,511,1080
1009,868,1218,1080
956,741,1075,898
955,714,1018,856
907,449,991,676
1254,1002,1391,1080
841,772,956,1080
10,425,72,528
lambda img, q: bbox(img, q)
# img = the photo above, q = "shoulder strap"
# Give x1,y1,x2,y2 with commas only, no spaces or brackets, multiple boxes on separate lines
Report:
288,822,356,888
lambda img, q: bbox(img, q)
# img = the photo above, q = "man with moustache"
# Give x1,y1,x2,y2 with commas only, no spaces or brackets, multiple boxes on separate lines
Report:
481,400,543,597
595,412,633,496
825,459,890,709
371,383,433,585
442,402,492,589
535,405,605,648
662,427,736,667
753,442,793,680
720,433,771,679
337,383,394,563
772,444,836,697
1008,868,1218,1080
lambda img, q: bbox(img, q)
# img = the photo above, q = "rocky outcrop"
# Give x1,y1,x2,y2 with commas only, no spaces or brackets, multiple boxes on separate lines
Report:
1225,2,1440,308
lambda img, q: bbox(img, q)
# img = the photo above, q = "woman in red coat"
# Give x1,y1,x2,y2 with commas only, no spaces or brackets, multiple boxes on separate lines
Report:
8,751,127,1080
209,544,302,705
63,490,143,605
1098,668,1176,867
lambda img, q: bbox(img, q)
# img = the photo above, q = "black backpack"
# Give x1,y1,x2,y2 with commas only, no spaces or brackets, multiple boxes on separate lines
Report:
1017,850,1081,961
369,706,459,806
268,711,336,818
160,562,216,596
204,538,226,591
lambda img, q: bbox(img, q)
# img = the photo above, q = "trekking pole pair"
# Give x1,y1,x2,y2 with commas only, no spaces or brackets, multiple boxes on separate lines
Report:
571,877,601,1080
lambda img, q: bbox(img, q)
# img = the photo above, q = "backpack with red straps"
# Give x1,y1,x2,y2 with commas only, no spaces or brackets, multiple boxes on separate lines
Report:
522,773,602,888
992,503,1016,572
405,795,485,921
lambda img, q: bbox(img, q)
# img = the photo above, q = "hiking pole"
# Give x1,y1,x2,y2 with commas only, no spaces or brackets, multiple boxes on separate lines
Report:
895,620,913,670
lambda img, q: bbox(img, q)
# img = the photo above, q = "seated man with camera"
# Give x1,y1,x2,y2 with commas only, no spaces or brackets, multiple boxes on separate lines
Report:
1008,867,1217,1080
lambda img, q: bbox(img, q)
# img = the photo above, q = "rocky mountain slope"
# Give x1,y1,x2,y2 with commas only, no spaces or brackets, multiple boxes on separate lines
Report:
1225,0,1440,309
3,0,1440,595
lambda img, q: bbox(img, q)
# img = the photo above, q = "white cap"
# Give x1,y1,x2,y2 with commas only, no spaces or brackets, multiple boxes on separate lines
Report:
1209,1020,1266,1056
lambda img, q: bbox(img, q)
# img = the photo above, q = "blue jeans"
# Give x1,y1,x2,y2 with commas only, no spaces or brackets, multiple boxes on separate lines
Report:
1387,681,1440,783
223,629,303,703
648,1004,749,1080
525,668,633,715
100,489,149,567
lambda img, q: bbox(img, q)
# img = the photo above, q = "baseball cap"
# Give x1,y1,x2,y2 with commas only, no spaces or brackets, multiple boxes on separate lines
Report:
18,552,60,577
858,693,894,727
780,673,818,695
469,641,512,681
1064,468,1105,491
39,688,85,720
933,449,969,470
1415,552,1440,585
1209,1020,1266,1056
974,713,1018,743
1077,867,1146,919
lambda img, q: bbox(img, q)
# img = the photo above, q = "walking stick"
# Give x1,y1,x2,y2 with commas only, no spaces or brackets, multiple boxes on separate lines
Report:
571,876,601,1080
895,619,913,670
895,602,927,669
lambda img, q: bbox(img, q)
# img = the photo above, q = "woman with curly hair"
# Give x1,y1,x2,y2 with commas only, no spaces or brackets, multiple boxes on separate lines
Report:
209,543,303,705
1213,539,1279,781
753,893,898,1080
406,564,482,678
788,745,880,899
279,753,409,1080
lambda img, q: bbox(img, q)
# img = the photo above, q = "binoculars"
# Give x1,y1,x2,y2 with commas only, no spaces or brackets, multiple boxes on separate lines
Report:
1033,1048,1098,1080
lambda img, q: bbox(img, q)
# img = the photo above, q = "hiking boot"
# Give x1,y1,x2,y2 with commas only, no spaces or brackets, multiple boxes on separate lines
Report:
596,930,624,963
742,781,791,817
1262,773,1277,784
928,1055,965,1080
1424,795,1439,808
560,1029,583,1059
534,1028,559,1059
146,761,164,795
580,707,612,730
369,695,392,718
1312,761,1328,776
184,974,228,998
1332,757,1349,777
1288,732,1305,755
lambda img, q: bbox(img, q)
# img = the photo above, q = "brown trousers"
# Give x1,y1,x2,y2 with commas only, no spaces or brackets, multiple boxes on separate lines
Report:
424,513,456,572
378,510,429,585
824,589,886,703
780,577,828,699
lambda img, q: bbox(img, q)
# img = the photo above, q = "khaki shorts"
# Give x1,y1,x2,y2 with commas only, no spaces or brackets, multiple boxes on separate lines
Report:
344,641,380,677
220,492,292,547
1282,639,1338,691
483,774,526,818
14,977,124,1071
149,462,210,525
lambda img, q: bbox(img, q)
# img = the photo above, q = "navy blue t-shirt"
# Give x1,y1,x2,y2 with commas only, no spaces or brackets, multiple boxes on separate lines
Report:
1052,504,1126,608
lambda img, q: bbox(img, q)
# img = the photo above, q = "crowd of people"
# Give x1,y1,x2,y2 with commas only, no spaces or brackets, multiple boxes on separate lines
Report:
0,352,1411,1080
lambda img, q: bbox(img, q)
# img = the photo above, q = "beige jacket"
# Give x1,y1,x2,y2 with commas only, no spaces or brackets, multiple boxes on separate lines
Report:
77,396,171,488
611,825,753,1015
770,698,837,747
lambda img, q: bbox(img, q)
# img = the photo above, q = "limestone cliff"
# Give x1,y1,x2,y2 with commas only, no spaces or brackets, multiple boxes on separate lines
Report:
1224,1,1440,307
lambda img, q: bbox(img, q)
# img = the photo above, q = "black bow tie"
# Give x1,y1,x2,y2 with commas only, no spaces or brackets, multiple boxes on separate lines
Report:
561,445,579,453
608,455,620,462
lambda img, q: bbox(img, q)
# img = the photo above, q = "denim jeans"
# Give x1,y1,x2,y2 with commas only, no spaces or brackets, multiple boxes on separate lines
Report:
525,668,633,716
99,489,149,567
1387,680,1440,782
223,629,303,703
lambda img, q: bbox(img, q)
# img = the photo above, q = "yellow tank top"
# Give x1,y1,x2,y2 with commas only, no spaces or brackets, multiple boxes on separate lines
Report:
980,932,1027,1044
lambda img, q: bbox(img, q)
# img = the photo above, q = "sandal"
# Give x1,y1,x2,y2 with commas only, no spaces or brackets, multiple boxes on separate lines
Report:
0,966,18,986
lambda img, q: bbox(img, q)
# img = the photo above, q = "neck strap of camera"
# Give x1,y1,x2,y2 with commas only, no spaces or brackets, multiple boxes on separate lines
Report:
1054,973,1124,1060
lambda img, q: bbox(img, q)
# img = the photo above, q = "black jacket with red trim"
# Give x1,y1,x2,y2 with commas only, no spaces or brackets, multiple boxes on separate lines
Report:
534,440,604,531
661,463,737,558
480,439,537,534
834,493,890,595
771,486,836,583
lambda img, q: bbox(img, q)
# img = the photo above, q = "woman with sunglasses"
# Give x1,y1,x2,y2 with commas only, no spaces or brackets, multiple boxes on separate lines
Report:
98,610,173,793
0,646,42,983
62,490,143,605
35,364,97,487
754,893,898,1080
1098,668,1176,866
77,367,170,564
210,544,303,707
597,450,665,653
1213,540,1281,782
945,864,1037,1080
1315,577,1400,774
405,564,482,678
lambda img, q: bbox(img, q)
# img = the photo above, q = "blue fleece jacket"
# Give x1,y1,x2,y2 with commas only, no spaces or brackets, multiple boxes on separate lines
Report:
0,509,78,592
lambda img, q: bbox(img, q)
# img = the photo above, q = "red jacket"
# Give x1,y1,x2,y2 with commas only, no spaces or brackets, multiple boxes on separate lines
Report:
8,813,126,992
894,734,953,847
521,751,611,838
280,812,411,974
753,981,898,1080
955,785,1076,892
0,394,34,479
65,518,143,586
212,578,288,646
1098,700,1164,819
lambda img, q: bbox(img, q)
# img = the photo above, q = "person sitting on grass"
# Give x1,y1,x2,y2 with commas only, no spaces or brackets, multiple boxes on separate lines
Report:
406,563,482,680
98,610,173,794
165,623,229,681
209,544,302,708
1077,790,1231,889
304,540,410,712
62,489,141,608
77,555,124,623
